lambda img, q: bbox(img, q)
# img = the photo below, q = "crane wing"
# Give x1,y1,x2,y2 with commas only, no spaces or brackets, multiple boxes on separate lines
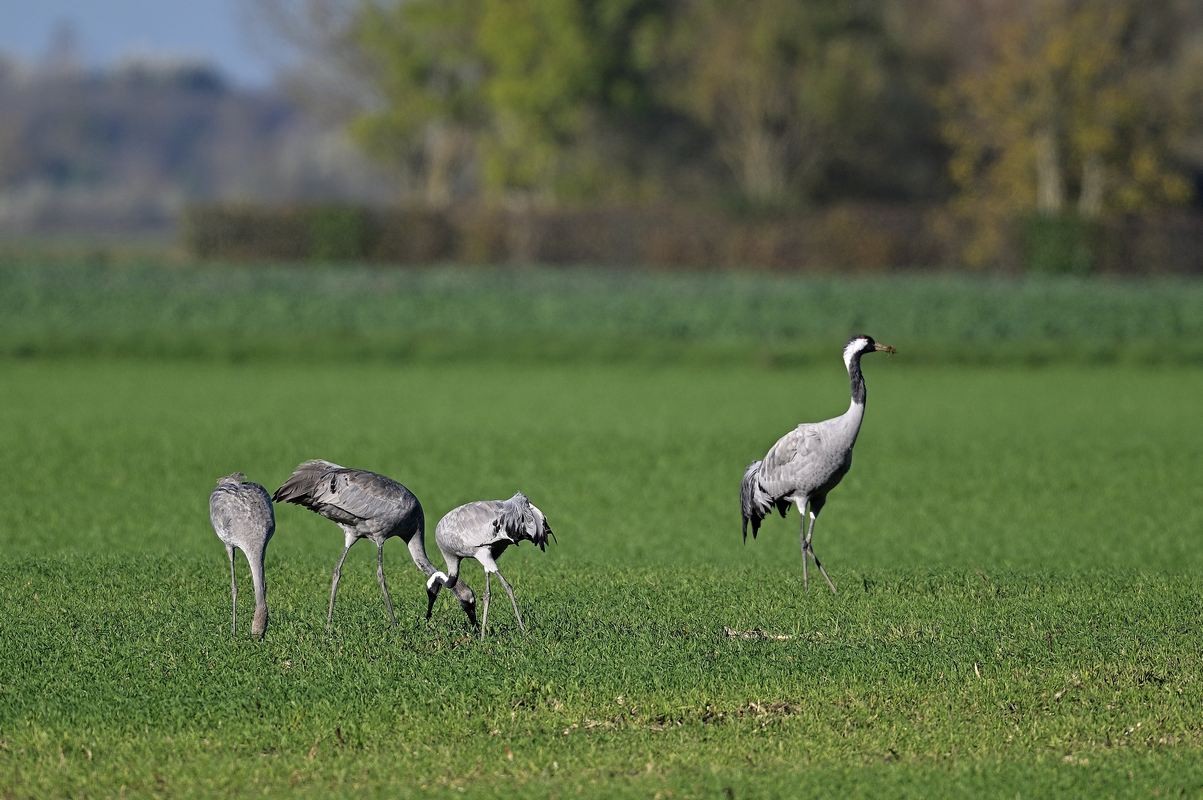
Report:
758,425,823,500
273,460,412,523
315,471,413,522
438,501,505,550
740,424,827,540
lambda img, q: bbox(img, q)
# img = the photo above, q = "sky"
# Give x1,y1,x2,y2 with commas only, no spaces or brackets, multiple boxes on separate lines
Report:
0,0,278,86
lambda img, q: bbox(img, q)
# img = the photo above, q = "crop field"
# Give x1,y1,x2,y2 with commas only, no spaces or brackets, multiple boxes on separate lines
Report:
3,259,1203,365
1,262,1202,797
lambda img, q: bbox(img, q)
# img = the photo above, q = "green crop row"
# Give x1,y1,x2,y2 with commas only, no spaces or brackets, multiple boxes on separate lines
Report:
1,260,1201,364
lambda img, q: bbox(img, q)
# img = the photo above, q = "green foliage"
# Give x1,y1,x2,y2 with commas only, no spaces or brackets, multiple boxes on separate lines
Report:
1,359,1202,796
357,0,487,134
476,0,665,198
342,0,942,207
352,0,671,202
325,0,1203,267
2,261,1202,364
352,0,487,204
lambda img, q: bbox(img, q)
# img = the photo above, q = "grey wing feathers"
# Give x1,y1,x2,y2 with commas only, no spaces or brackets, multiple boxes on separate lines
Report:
436,502,501,551
273,459,416,525
493,492,554,551
762,426,824,496
741,426,820,541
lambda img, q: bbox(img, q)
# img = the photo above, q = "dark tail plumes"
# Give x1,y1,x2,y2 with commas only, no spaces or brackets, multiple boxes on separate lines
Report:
741,460,772,543
533,512,554,551
272,459,338,507
494,491,553,550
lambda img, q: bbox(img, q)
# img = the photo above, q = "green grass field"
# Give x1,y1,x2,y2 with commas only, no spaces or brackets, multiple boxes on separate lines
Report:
1,263,1201,797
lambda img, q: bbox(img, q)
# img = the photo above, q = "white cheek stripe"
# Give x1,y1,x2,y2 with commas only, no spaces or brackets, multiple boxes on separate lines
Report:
427,571,447,589
843,338,868,368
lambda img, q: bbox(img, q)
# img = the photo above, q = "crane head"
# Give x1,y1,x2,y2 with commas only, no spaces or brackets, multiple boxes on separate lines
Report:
844,335,896,366
425,572,479,628
425,571,448,621
251,605,269,639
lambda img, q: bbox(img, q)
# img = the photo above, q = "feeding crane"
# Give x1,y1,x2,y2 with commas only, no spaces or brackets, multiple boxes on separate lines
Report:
425,492,554,639
272,459,478,629
740,334,895,591
209,472,275,639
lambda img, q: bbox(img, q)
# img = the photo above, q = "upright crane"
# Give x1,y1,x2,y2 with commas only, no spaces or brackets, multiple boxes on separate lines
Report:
741,335,895,591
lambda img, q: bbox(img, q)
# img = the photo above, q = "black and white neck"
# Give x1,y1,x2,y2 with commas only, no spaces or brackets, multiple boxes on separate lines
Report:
407,533,447,584
843,337,870,408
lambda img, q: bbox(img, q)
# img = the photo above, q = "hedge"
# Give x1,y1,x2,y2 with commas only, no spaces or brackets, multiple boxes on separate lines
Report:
182,204,1203,274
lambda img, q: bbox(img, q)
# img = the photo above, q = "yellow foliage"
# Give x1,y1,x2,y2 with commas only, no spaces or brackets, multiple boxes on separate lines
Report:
942,0,1194,265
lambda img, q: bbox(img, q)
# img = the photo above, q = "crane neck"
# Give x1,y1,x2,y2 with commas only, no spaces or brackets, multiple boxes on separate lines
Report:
247,546,269,639
406,531,439,578
845,351,867,409
408,526,476,622
838,352,868,450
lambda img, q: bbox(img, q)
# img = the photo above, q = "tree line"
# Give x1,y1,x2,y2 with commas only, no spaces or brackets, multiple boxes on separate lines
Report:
258,0,1203,265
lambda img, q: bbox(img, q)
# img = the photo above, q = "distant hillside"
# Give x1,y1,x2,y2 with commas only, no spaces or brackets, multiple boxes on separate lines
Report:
0,57,397,236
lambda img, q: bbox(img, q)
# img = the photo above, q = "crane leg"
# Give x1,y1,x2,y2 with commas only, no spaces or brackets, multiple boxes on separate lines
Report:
804,513,837,594
480,572,492,641
376,543,398,626
327,539,356,631
495,571,526,633
227,545,237,635
797,500,811,591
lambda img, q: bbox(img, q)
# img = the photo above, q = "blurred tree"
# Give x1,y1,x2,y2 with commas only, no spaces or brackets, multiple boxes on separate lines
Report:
262,0,941,207
243,0,375,120
942,0,1198,264
351,0,488,205
476,0,670,201
337,0,684,203
661,0,934,208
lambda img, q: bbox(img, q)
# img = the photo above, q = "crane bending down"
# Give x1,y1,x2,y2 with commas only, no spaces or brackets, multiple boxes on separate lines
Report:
273,459,478,629
425,492,554,639
209,473,275,639
740,335,895,592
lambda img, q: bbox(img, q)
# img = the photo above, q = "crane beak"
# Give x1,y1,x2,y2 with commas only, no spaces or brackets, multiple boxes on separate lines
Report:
874,343,896,355
425,585,440,620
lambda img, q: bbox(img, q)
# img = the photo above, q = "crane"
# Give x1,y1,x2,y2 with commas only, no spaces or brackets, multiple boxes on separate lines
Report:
209,472,275,639
272,459,478,629
740,334,895,591
425,492,554,639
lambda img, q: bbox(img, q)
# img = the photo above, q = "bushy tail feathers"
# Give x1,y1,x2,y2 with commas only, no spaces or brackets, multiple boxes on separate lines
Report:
272,459,340,505
741,460,772,543
494,491,554,551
